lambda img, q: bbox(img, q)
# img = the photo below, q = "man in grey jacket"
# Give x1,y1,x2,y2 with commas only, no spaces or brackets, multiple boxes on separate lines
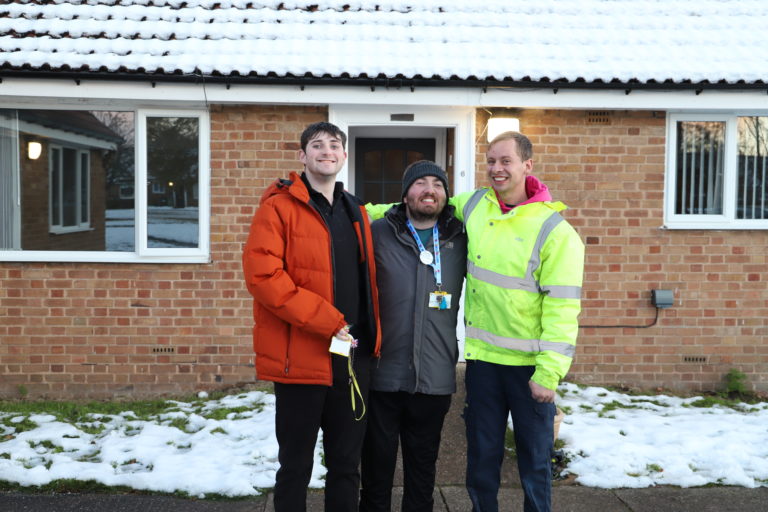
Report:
359,161,467,512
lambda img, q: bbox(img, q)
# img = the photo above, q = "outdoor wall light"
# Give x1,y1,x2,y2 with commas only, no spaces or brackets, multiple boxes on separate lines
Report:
487,117,520,142
27,141,42,160
651,289,674,309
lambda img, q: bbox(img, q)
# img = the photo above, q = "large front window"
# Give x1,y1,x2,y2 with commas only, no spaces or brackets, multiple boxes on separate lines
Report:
666,114,768,229
0,108,209,262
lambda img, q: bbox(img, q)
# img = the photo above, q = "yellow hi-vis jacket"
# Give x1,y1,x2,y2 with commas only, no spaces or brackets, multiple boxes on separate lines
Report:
452,180,585,391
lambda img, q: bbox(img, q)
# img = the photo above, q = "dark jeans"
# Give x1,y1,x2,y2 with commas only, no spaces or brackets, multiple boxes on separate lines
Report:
273,354,372,512
464,360,554,512
360,391,452,512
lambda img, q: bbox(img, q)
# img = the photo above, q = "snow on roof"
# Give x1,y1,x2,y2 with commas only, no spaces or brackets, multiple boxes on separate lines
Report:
0,0,766,87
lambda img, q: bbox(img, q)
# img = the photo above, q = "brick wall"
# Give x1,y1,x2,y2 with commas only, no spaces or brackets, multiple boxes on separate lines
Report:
1,104,766,398
476,109,768,393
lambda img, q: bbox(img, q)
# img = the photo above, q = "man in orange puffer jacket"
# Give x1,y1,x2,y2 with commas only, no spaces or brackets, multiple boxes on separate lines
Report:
243,122,380,512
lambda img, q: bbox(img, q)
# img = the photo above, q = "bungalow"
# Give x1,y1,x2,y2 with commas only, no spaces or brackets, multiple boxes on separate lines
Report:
0,0,766,398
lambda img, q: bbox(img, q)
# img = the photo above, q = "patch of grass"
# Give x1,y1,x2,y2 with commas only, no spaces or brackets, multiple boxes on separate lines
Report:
646,463,663,473
200,406,253,421
1,415,38,434
28,440,64,454
599,400,640,416
629,398,666,407
684,396,756,411
724,368,747,395
0,399,179,425
165,417,192,432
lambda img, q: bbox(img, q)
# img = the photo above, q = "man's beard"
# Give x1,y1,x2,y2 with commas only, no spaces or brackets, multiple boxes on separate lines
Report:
406,196,443,224
408,207,440,223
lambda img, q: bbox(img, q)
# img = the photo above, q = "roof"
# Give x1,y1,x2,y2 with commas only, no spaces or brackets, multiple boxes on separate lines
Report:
1,0,767,89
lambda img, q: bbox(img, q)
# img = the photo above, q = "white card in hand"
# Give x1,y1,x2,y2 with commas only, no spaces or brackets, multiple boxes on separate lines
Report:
329,336,351,357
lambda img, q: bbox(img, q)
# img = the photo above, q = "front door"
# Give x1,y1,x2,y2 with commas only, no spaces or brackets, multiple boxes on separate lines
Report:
355,138,436,204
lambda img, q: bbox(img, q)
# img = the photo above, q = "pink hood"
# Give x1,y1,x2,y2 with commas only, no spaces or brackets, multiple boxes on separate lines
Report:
494,175,551,213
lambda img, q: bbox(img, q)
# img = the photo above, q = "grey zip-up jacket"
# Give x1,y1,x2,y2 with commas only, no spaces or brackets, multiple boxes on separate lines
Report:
371,203,467,395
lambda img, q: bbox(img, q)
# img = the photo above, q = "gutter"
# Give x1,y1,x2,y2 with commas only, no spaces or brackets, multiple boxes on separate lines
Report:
1,69,766,94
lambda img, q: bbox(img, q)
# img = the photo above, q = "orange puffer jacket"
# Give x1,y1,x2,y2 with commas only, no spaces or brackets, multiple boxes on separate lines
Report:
242,172,381,385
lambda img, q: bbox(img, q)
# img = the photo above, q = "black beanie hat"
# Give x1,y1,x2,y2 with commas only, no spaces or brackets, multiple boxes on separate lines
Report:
401,160,449,199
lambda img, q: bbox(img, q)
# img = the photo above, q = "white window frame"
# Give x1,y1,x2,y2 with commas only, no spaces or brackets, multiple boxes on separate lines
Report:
0,107,210,263
665,112,768,230
49,145,91,234
136,110,210,260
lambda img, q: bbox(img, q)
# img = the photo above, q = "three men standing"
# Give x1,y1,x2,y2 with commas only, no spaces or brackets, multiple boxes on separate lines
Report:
243,122,584,512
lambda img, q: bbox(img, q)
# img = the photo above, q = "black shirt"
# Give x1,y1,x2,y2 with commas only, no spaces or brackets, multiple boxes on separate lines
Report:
300,173,369,352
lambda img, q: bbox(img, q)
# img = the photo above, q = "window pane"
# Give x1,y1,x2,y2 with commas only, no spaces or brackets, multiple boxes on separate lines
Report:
0,110,134,251
62,147,77,227
737,117,768,219
146,117,199,249
50,147,61,228
80,152,89,224
98,111,137,252
675,121,724,215
0,109,20,249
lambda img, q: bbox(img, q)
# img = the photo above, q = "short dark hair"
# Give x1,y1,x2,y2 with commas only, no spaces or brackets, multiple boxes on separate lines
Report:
300,122,347,152
488,131,533,162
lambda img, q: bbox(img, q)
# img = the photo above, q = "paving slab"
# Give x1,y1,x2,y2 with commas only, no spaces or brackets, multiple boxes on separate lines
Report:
552,486,630,512
615,486,768,512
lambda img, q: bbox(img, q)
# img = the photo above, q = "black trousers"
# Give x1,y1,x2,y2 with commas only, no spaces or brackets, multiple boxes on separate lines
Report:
273,354,372,512
359,390,452,512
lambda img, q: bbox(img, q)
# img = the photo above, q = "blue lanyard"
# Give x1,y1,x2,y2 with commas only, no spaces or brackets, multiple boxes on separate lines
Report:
405,219,442,289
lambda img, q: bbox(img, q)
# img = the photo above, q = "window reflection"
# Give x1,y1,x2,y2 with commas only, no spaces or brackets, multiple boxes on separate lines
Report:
0,110,132,251
737,117,768,220
146,117,200,249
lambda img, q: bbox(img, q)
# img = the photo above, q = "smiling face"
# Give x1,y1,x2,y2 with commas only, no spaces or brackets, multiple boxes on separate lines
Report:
486,138,533,205
299,131,347,179
403,175,447,225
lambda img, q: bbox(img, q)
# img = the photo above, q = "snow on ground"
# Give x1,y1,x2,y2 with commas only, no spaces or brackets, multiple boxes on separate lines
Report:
1,384,767,497
105,207,199,251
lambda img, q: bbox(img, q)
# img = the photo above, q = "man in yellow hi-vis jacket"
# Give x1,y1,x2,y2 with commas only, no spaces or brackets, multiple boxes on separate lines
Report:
453,131,584,512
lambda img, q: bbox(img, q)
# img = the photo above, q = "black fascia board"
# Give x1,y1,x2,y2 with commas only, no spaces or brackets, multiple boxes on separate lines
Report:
0,69,766,92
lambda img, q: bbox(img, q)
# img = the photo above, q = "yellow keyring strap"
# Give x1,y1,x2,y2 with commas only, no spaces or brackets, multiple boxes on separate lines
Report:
348,355,366,421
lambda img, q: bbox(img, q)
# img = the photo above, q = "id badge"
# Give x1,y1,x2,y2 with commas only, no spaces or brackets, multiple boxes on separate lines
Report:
329,336,351,357
428,291,452,310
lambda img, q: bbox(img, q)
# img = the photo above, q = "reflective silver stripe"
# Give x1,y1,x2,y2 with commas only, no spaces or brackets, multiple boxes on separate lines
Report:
525,211,564,282
462,188,487,223
540,284,582,299
467,260,539,292
466,326,576,358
